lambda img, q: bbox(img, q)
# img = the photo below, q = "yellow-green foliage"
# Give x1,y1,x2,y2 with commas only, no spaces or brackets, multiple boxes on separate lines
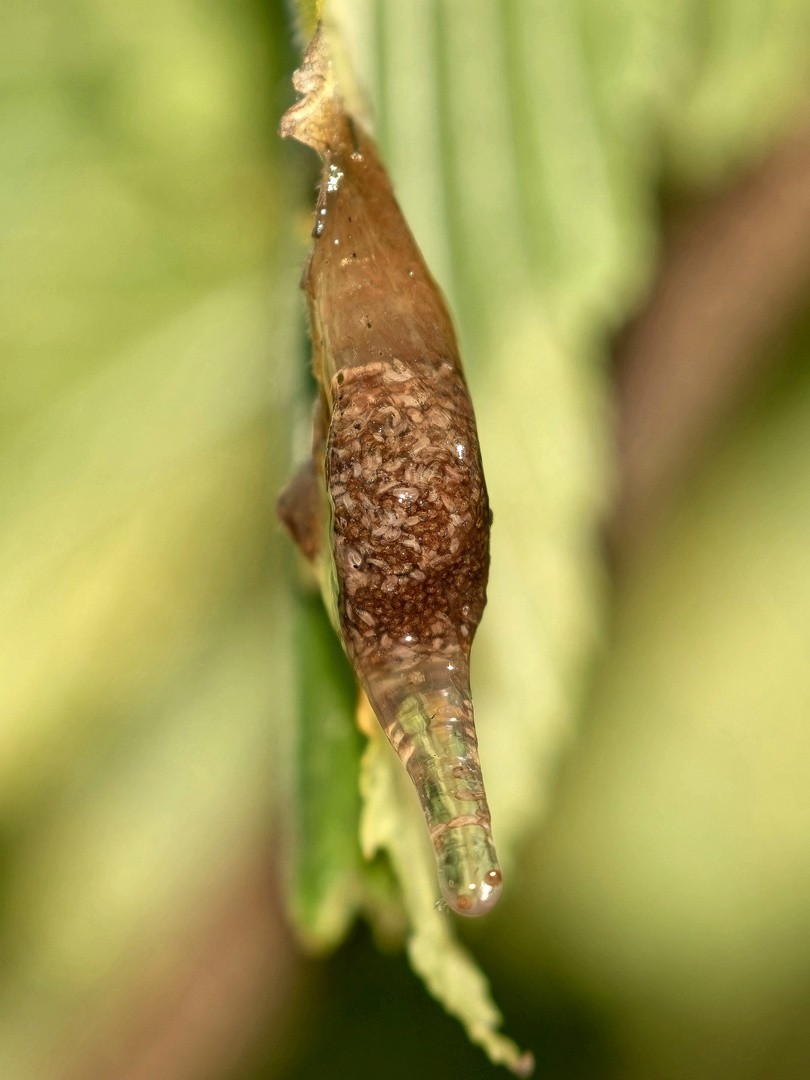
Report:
3,0,810,1075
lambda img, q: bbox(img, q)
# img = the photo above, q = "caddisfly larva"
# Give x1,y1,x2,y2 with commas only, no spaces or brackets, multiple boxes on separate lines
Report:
278,27,501,917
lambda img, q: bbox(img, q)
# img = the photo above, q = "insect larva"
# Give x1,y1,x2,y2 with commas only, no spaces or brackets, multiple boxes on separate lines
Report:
278,27,501,916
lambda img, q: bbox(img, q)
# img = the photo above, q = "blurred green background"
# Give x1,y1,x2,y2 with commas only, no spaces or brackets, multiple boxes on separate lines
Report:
3,0,810,1077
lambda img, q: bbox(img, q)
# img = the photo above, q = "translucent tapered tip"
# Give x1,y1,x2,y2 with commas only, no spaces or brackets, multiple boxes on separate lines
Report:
436,823,503,917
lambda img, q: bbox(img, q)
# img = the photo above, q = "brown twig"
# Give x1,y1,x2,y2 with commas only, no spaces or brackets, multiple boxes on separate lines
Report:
612,112,810,557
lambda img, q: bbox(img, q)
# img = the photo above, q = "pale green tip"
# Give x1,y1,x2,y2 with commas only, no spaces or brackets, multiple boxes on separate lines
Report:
435,823,503,917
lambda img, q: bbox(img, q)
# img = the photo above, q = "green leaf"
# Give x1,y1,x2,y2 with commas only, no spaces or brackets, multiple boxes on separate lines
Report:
286,588,368,946
295,0,810,1068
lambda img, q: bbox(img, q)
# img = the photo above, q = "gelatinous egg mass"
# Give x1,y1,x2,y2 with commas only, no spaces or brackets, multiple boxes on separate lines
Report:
278,27,502,917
